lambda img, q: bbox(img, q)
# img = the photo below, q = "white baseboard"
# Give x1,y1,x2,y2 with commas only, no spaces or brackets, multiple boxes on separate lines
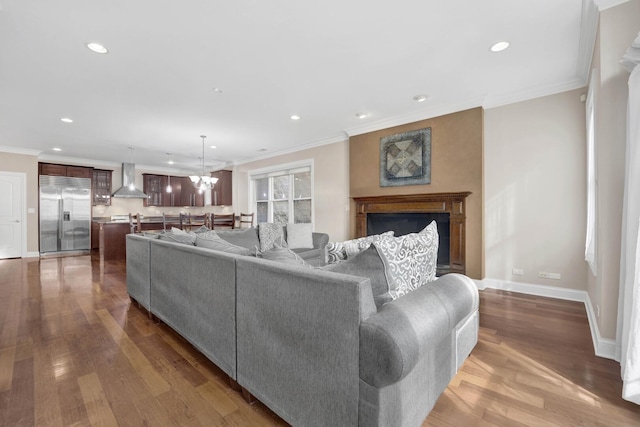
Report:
478,278,617,361
25,251,40,258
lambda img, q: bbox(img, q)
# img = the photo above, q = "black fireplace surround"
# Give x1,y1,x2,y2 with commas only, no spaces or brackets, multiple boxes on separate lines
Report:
367,212,450,268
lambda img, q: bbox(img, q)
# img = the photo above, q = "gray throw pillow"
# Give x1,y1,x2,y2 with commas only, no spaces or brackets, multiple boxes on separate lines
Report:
216,227,260,249
286,223,314,249
195,231,253,256
259,244,309,266
159,231,197,245
193,225,210,233
323,244,392,309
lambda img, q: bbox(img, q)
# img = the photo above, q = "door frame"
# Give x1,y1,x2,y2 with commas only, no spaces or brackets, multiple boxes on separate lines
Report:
0,171,27,258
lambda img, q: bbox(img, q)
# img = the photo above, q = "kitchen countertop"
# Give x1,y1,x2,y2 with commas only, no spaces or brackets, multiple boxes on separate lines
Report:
92,216,165,224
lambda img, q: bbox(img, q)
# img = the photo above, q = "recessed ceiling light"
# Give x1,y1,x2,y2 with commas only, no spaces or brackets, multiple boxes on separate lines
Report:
490,41,510,52
413,95,428,103
356,113,368,119
212,88,223,93
290,115,301,120
52,147,62,152
60,117,73,123
210,145,217,149
86,42,108,54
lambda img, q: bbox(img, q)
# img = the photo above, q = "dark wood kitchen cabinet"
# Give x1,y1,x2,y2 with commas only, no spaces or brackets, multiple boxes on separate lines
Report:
143,174,204,207
39,163,93,179
142,174,167,207
211,170,232,206
164,175,181,207
92,169,112,206
180,177,204,207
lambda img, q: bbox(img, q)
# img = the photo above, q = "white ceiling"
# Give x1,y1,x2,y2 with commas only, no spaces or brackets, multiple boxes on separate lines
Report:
0,0,613,174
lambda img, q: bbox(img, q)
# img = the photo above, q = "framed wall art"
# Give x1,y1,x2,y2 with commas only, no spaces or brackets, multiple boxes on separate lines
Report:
379,127,431,187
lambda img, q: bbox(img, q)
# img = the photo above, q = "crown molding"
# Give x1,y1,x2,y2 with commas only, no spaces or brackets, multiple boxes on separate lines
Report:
37,153,120,169
233,133,348,166
483,77,587,109
594,0,630,10
344,97,486,137
0,145,41,156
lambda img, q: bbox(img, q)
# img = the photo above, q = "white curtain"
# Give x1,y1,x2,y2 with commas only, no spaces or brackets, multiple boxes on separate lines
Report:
618,32,640,405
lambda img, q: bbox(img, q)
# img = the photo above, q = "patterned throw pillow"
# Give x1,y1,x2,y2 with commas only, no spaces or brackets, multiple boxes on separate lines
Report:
373,221,439,300
258,223,285,251
326,231,395,264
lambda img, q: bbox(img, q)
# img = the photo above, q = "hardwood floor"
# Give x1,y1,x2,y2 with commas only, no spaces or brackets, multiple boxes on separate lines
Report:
0,254,638,426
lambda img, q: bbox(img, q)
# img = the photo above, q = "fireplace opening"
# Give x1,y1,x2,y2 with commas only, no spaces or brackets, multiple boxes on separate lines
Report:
366,212,450,268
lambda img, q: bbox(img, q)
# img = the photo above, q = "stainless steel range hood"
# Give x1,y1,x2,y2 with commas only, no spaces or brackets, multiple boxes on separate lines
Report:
112,163,148,198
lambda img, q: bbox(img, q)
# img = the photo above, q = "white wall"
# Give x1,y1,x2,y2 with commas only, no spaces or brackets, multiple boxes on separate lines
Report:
235,140,351,241
484,88,588,291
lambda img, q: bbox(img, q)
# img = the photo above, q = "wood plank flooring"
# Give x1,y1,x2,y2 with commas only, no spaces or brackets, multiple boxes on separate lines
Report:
0,254,638,426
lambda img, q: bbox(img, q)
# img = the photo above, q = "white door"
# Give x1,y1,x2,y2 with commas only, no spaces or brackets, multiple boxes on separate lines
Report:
0,172,24,258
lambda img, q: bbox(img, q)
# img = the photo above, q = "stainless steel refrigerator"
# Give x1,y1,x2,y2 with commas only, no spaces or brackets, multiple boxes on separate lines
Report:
39,175,91,255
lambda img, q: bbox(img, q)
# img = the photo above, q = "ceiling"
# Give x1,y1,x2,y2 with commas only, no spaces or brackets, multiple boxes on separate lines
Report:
0,0,619,174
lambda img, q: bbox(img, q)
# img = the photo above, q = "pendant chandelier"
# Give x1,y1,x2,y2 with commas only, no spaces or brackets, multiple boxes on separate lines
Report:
189,135,218,193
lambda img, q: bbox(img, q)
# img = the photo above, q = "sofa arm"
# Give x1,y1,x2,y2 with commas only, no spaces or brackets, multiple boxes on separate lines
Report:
312,232,329,249
359,274,478,388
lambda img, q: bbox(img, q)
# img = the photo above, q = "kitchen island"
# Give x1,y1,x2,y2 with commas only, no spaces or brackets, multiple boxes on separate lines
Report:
93,217,165,261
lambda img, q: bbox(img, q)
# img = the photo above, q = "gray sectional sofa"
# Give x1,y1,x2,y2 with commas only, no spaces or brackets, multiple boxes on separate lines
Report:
126,229,479,427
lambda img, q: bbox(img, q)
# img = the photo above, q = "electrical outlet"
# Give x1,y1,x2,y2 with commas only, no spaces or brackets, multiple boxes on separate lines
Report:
512,268,524,276
539,271,561,280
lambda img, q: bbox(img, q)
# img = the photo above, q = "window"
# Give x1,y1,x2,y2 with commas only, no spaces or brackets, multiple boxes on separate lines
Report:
250,162,313,224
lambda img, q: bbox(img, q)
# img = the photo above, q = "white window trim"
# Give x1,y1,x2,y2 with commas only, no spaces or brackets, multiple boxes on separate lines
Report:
585,69,597,276
247,159,314,225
